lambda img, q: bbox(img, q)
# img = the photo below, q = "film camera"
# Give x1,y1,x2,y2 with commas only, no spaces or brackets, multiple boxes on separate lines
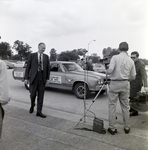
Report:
100,47,120,69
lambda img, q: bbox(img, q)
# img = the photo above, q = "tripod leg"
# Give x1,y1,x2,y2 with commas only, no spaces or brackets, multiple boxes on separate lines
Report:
93,84,106,102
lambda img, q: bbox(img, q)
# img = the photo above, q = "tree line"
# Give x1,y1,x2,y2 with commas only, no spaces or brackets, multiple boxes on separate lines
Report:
0,40,32,61
0,40,148,65
0,40,101,63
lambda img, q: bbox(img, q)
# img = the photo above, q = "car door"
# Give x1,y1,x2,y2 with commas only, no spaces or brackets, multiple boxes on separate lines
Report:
47,63,66,90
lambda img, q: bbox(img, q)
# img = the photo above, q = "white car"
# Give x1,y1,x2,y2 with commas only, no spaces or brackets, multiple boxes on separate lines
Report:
13,61,25,68
93,63,106,73
3,60,15,69
12,61,108,99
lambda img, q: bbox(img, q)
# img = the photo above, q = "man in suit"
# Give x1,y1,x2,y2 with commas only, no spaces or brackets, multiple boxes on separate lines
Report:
24,43,50,118
85,58,94,71
130,51,147,116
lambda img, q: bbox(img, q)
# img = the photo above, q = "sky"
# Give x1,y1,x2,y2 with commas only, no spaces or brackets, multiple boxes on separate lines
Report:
0,0,148,59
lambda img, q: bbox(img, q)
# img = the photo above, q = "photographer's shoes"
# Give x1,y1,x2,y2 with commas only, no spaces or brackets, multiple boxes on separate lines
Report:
108,128,117,135
108,127,130,134
124,128,130,134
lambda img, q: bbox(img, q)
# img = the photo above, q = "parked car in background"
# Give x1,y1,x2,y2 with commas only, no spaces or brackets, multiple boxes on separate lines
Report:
13,61,25,68
3,60,15,69
93,63,106,73
12,61,108,99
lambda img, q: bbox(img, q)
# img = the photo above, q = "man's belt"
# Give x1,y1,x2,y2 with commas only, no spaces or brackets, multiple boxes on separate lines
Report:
111,79,129,81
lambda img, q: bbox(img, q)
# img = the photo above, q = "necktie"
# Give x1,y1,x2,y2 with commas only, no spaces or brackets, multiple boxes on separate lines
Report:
38,54,42,71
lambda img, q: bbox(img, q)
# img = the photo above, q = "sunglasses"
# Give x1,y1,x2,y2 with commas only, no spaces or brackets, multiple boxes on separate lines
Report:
131,57,136,59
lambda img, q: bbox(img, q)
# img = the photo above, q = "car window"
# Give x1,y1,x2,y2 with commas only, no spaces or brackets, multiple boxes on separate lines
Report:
50,64,62,72
63,63,83,71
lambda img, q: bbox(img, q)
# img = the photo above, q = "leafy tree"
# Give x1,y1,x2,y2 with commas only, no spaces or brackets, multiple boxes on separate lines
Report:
89,53,100,63
50,48,57,61
10,54,20,60
87,55,100,63
58,51,79,61
0,42,13,59
12,40,32,60
91,53,98,57
77,48,88,56
91,56,100,63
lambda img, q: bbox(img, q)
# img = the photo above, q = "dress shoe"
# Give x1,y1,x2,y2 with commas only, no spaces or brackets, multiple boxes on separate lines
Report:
108,128,117,135
124,128,130,134
130,111,138,116
36,112,46,118
29,104,35,113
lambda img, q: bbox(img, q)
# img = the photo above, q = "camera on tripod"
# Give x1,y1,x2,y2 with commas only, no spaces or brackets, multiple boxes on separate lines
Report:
100,47,120,69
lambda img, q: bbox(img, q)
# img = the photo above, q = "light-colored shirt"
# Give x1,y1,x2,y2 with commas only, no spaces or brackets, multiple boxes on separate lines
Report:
0,60,11,104
107,52,136,80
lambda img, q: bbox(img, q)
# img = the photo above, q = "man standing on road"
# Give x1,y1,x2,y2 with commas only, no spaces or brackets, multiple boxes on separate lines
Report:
130,51,148,116
85,58,94,71
106,42,136,135
24,43,50,118
0,58,11,139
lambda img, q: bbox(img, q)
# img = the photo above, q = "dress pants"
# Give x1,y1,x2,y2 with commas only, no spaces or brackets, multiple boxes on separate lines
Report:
108,81,130,130
29,71,45,113
130,82,142,113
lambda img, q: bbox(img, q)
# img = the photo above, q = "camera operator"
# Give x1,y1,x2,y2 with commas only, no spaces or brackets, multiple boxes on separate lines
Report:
130,51,148,116
106,42,136,135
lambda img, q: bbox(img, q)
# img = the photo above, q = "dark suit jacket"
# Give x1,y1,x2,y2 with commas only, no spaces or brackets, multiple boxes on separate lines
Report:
24,52,50,84
130,59,147,97
85,62,94,71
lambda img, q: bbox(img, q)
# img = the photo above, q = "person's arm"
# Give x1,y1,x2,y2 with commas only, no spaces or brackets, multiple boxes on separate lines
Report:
47,56,50,80
24,54,32,84
129,62,136,81
140,64,147,87
106,56,115,75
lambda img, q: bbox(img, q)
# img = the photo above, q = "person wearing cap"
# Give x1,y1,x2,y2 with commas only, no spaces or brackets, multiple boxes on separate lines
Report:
130,51,148,116
106,42,136,135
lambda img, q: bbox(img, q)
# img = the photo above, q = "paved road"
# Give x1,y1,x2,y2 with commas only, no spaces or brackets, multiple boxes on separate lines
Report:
0,69,148,150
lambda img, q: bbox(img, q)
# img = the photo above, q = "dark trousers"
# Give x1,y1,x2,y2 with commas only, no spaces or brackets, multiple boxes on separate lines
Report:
130,84,142,113
29,71,45,113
